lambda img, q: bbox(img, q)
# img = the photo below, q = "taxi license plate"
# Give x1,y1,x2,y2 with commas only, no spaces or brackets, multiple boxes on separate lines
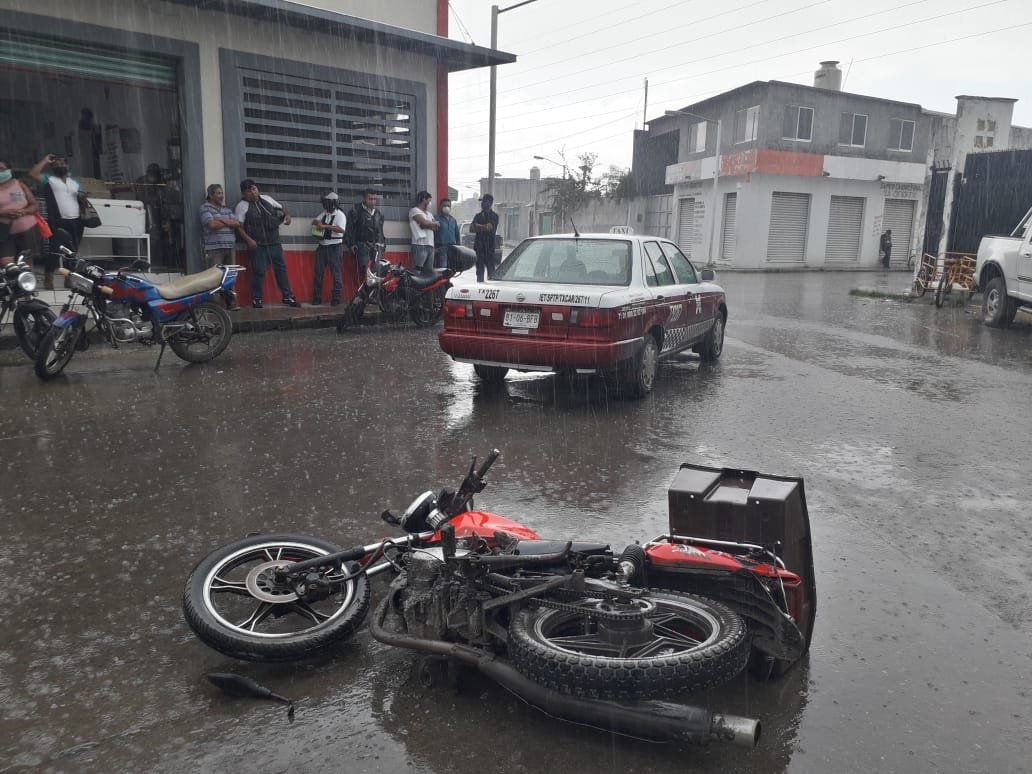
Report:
503,310,540,329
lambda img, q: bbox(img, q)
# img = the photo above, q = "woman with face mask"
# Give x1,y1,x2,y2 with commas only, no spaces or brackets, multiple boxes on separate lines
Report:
0,160,41,267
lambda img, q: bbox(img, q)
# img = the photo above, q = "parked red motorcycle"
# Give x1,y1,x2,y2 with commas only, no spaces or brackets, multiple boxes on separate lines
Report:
183,451,815,748
336,243,475,331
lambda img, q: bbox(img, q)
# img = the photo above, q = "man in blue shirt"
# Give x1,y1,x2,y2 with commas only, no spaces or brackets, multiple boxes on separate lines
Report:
434,197,459,268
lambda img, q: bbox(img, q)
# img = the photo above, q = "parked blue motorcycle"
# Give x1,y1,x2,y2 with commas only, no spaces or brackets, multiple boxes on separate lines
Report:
35,230,244,379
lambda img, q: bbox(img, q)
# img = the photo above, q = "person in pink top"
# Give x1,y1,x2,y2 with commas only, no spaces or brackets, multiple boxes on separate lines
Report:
0,159,41,267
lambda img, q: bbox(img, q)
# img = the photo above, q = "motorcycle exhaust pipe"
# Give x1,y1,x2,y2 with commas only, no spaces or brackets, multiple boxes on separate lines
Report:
368,597,759,748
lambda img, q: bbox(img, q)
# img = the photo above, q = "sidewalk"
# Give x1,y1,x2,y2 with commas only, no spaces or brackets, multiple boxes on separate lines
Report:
31,287,345,334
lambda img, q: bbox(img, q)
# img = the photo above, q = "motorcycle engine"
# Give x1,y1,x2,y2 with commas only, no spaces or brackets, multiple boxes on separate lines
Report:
105,302,154,343
395,547,481,642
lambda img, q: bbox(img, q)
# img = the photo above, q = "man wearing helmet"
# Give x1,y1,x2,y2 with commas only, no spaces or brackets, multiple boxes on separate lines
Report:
311,191,347,306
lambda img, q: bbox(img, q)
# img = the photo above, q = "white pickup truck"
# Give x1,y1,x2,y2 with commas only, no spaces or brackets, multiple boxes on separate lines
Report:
973,206,1032,327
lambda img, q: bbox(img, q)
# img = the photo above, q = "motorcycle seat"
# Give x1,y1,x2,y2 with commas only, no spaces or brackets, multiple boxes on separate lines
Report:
407,268,450,289
516,539,610,556
155,268,225,300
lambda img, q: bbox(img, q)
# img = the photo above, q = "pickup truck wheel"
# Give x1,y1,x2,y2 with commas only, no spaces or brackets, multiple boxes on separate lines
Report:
473,364,508,383
983,277,1013,327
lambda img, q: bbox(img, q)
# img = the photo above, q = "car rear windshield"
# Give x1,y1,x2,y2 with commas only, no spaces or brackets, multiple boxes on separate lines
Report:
493,238,631,285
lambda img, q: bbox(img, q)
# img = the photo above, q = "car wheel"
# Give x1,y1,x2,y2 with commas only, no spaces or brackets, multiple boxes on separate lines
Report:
982,277,1013,327
624,334,659,398
698,315,725,362
473,364,508,383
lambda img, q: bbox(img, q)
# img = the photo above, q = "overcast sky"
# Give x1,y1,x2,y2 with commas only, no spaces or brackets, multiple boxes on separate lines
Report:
443,0,1031,198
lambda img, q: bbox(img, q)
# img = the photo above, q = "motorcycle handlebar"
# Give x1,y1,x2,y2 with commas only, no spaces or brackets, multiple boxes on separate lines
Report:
476,449,501,480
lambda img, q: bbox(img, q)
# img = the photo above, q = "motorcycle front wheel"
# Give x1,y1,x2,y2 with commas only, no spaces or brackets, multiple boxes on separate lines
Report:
34,322,82,379
14,305,56,360
409,291,444,327
509,590,748,700
183,533,370,662
336,297,366,333
168,301,232,363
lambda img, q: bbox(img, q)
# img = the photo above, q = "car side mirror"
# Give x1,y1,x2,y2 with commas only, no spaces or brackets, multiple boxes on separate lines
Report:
130,258,150,271
700,269,715,281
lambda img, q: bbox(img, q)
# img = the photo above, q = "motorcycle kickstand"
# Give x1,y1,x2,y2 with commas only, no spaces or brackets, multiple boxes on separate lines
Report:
154,341,167,371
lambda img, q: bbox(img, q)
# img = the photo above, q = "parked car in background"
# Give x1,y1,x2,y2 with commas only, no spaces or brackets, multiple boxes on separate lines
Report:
972,205,1032,327
438,233,727,397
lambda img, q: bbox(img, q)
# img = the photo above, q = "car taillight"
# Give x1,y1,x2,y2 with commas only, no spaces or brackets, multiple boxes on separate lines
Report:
571,308,615,328
444,300,473,319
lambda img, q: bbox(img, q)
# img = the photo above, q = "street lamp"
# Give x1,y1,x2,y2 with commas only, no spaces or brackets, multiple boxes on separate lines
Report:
532,155,568,234
533,154,567,178
665,109,723,266
488,0,539,196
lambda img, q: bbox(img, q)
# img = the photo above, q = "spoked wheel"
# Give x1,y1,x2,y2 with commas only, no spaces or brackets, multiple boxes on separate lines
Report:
34,322,82,380
934,274,949,308
182,533,370,662
409,292,444,327
914,266,931,297
509,590,748,700
168,301,233,363
14,305,56,360
337,297,366,333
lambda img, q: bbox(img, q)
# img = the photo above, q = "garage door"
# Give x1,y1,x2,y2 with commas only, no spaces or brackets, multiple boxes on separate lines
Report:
825,195,864,262
883,199,915,267
721,192,737,262
677,197,696,259
767,192,810,262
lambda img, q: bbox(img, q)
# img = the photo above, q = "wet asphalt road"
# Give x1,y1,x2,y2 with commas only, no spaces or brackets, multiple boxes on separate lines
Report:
1,270,1030,773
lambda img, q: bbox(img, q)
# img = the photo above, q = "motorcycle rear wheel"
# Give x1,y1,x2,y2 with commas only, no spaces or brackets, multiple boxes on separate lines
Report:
183,533,370,662
168,301,232,363
14,305,56,360
409,291,444,327
509,590,748,700
34,323,81,379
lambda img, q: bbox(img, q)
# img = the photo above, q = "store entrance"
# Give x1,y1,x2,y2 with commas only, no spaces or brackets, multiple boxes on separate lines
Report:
0,32,185,270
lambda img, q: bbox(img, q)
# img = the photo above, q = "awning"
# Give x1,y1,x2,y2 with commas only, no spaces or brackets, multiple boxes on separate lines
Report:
164,0,516,73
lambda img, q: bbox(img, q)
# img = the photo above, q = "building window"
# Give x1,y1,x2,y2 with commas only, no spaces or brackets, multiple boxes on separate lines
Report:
977,119,986,131
686,121,707,153
974,135,984,148
224,54,422,215
838,112,867,147
782,106,813,141
987,136,994,148
987,119,997,132
734,106,759,144
888,119,915,151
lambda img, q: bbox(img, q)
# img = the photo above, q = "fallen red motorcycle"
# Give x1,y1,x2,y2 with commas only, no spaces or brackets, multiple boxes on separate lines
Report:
183,451,815,748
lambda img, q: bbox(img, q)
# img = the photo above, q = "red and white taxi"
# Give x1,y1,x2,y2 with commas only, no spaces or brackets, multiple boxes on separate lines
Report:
438,233,727,396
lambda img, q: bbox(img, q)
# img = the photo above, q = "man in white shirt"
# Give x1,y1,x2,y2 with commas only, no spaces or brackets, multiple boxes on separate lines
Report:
29,154,83,289
408,190,439,273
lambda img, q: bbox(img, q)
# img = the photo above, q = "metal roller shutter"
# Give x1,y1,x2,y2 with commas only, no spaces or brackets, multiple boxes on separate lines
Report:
767,192,810,262
721,192,737,262
883,199,915,267
825,195,864,262
677,197,696,259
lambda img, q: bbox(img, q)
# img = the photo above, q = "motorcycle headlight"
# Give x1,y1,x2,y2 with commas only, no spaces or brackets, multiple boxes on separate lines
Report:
17,271,37,293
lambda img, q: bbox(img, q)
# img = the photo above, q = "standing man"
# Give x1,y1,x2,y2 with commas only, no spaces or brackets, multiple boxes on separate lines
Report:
234,179,300,309
470,193,499,282
879,229,892,269
345,189,385,278
29,154,83,290
408,190,438,273
311,191,346,306
434,197,459,268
